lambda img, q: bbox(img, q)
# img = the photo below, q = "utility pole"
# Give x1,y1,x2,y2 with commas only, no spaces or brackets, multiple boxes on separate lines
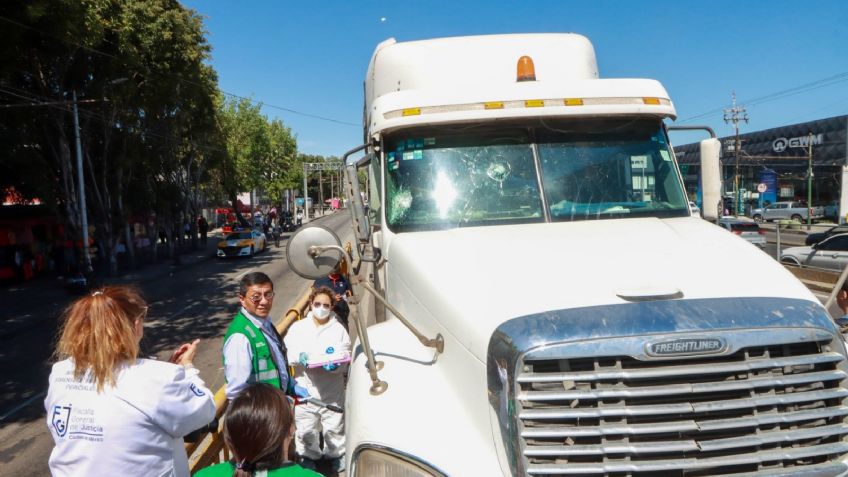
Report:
319,169,324,216
723,92,748,217
807,132,814,230
72,90,92,273
302,164,309,224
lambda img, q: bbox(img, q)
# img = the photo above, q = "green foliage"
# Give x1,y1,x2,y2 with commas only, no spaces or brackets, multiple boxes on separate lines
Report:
217,96,297,205
0,0,235,271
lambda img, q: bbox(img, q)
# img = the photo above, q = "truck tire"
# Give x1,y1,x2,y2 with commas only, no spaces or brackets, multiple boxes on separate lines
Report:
753,214,763,223
791,214,803,222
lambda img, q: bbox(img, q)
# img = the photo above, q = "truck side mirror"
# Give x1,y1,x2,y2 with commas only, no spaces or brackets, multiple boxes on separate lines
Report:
345,164,371,244
285,226,343,279
700,138,722,220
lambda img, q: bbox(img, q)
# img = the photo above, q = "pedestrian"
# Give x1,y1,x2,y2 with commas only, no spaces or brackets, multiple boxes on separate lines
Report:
198,216,209,245
284,287,351,472
223,272,309,401
312,263,351,329
194,383,321,477
45,286,216,477
295,209,303,226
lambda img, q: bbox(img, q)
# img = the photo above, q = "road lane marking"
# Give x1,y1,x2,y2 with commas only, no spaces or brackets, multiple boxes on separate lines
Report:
235,268,256,280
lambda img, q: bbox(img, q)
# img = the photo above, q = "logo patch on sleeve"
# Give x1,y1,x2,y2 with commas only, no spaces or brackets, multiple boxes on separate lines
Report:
189,382,205,397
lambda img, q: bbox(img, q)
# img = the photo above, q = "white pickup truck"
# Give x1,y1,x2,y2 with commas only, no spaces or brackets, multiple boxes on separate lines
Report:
751,200,825,222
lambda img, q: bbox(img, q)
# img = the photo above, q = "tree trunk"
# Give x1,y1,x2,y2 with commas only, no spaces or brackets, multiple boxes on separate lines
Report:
116,172,136,269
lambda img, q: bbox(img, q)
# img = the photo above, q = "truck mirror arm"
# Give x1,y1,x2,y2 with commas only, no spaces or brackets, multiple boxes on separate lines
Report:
357,244,382,264
355,278,445,354
310,245,443,353
307,245,444,396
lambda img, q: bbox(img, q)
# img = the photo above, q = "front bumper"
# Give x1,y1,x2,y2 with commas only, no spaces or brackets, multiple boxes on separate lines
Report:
217,246,251,257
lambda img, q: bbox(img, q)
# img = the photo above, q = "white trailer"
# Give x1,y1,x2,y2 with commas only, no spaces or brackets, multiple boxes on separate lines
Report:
287,33,848,477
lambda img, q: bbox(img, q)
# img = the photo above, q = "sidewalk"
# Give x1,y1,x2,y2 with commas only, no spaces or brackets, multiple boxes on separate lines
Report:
0,232,222,340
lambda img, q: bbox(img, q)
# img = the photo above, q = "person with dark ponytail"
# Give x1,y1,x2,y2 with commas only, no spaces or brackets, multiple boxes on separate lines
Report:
195,383,321,477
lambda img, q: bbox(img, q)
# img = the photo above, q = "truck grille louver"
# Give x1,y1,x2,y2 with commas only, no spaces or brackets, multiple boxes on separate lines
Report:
516,341,848,476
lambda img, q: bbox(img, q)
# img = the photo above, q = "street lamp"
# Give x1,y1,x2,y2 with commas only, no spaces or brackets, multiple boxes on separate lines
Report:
72,78,128,273
70,89,91,272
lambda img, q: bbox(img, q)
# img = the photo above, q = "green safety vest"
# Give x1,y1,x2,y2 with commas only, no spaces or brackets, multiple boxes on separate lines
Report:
194,462,320,477
223,310,289,391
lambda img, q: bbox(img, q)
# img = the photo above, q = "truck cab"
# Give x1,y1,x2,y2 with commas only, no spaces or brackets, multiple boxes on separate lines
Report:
291,33,848,476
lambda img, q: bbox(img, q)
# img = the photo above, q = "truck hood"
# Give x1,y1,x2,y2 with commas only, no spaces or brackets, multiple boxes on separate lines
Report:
386,217,818,362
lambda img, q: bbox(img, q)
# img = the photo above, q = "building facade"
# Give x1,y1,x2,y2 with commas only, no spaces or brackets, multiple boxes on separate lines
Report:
674,115,848,215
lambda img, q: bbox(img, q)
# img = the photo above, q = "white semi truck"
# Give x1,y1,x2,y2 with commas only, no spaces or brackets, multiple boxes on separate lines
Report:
286,33,848,476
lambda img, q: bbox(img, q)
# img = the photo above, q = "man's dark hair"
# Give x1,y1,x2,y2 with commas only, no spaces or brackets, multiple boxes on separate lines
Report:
239,272,273,296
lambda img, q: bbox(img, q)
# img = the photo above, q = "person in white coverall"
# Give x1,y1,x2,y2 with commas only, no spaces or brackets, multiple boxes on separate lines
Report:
284,286,351,473
45,286,216,477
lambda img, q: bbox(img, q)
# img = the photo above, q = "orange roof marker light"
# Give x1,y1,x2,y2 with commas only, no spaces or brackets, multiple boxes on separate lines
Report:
516,55,536,82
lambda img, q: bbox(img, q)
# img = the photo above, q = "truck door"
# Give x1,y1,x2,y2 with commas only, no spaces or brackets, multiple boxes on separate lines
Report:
764,203,782,220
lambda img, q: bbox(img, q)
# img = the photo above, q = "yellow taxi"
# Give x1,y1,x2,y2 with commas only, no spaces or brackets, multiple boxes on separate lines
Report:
217,229,266,258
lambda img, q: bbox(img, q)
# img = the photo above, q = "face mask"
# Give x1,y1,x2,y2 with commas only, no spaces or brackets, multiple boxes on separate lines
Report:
312,306,331,319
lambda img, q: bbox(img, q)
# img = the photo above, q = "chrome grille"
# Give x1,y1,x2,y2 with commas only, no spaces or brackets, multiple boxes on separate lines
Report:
517,340,848,476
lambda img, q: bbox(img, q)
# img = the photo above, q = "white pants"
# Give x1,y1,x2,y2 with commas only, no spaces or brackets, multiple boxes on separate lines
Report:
295,402,345,460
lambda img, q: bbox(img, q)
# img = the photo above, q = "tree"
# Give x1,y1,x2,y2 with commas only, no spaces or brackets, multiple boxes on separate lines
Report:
217,96,297,223
0,0,224,274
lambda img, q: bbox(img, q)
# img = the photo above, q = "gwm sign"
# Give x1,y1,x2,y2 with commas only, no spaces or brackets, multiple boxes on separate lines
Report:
773,133,823,153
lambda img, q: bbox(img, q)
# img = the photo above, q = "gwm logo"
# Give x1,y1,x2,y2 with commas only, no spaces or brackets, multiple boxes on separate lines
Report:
646,338,726,357
773,133,823,153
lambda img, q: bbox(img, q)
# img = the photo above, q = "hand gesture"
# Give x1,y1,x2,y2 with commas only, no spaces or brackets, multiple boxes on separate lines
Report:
169,339,200,367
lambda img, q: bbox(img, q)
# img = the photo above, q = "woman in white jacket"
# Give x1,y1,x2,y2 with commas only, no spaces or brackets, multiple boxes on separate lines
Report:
45,286,216,477
284,286,351,473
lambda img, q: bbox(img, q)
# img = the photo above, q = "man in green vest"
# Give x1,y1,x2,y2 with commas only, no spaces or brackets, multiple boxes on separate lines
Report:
223,272,308,400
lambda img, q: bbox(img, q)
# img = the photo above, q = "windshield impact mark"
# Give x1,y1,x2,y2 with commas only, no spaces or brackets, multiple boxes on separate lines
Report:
384,119,688,233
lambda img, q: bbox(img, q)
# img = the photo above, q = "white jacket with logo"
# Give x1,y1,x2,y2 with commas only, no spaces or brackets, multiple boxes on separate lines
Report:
45,358,216,477
284,312,351,405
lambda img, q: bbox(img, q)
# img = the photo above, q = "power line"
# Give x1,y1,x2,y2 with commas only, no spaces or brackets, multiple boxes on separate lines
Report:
678,71,848,123
0,86,230,156
0,14,359,128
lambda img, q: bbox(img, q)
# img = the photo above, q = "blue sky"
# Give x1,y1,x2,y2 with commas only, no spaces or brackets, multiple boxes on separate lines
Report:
181,0,848,157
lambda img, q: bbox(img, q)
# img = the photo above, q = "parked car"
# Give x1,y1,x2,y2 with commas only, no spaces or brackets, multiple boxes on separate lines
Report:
688,201,700,217
751,201,824,222
217,230,266,258
780,233,848,271
805,224,848,246
718,218,766,248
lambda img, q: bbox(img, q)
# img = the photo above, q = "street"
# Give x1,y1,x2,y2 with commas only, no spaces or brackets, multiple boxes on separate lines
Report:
0,211,351,476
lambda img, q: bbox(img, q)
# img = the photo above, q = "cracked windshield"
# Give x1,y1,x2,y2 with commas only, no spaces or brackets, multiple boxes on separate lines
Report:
385,119,688,232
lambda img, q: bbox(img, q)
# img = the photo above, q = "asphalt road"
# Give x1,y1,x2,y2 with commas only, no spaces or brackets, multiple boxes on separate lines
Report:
0,211,352,476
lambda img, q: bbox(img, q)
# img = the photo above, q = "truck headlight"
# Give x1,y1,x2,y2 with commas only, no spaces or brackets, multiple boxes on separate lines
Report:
354,448,445,477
